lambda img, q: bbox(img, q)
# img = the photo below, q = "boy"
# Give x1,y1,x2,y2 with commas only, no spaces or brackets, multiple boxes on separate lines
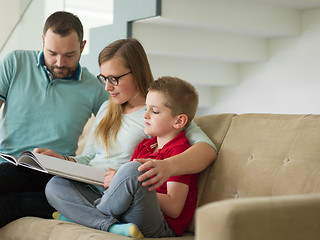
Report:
95,76,199,238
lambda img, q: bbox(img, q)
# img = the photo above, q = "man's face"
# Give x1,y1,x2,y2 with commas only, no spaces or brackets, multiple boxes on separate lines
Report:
42,28,85,79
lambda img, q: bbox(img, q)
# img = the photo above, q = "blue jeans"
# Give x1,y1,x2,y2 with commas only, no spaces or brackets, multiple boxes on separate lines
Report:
0,162,55,228
45,161,176,237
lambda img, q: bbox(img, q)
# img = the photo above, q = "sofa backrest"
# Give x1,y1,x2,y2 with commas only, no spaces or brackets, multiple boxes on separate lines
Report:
76,114,95,156
185,113,235,233
197,113,320,208
185,113,320,233
193,113,235,207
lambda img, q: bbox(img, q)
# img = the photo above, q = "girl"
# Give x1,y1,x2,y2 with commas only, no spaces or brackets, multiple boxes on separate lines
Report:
36,38,216,238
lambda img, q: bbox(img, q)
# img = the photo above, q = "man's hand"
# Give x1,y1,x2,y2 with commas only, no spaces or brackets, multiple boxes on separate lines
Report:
104,168,117,189
134,159,174,191
33,148,64,159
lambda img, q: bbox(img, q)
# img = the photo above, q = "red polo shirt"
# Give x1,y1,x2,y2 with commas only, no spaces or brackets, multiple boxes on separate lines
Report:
130,131,199,236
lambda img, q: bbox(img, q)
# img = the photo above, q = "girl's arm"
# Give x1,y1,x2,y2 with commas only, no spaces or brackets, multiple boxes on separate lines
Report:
157,181,189,218
33,148,76,162
136,121,217,191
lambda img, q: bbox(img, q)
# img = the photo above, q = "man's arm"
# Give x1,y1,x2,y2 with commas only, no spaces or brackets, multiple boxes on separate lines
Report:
0,100,3,108
135,142,217,191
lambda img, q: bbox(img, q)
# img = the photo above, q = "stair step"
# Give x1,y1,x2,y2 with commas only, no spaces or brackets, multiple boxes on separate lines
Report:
160,0,301,37
196,85,216,108
253,0,320,10
132,19,268,63
148,54,238,86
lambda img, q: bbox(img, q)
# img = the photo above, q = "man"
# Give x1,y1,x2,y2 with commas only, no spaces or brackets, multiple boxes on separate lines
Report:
0,11,108,228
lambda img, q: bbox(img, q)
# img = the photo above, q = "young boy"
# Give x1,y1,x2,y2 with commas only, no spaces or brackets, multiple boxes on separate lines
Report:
95,76,199,238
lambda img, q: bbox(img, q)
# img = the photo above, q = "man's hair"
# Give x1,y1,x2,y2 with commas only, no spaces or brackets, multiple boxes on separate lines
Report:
149,76,199,128
43,11,83,43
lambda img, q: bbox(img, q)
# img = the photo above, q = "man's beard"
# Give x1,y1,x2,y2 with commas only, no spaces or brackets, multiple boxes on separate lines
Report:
48,65,75,79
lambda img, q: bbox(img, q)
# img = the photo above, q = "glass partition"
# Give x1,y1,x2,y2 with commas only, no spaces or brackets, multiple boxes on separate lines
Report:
0,0,32,55
0,0,113,57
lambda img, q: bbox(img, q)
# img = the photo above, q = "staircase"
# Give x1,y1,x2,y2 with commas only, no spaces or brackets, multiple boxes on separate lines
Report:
128,0,320,108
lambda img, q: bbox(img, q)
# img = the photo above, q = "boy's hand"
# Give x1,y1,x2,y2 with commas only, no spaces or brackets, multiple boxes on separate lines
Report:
134,158,173,191
104,168,117,189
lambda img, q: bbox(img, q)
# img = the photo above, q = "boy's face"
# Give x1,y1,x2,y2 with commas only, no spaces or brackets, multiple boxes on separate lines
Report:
144,91,178,137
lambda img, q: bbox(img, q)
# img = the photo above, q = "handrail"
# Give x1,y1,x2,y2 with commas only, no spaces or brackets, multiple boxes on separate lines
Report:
0,0,33,55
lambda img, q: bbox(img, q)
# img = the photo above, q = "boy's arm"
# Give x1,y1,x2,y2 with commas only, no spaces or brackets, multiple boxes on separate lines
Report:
136,142,216,191
157,181,189,219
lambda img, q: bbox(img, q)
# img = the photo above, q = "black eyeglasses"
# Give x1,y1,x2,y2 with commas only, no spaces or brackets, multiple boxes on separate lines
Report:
97,71,132,86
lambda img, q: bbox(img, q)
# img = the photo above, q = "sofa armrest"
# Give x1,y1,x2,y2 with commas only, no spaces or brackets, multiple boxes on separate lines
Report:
195,193,320,240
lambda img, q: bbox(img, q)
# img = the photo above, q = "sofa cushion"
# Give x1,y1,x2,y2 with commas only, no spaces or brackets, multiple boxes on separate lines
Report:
0,217,195,240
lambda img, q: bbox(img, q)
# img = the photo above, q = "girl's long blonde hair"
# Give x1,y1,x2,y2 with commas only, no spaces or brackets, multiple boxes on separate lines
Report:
95,38,154,153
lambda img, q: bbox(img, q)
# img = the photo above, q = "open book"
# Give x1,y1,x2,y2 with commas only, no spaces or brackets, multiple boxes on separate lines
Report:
0,151,105,187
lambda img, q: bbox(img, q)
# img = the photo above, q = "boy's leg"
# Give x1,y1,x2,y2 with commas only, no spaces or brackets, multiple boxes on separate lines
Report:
95,161,176,238
45,176,117,231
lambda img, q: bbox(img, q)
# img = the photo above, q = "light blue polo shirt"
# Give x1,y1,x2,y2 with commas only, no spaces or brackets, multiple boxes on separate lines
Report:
0,50,109,160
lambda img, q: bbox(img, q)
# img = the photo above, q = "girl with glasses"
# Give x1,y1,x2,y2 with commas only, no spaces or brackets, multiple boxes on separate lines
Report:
35,38,217,238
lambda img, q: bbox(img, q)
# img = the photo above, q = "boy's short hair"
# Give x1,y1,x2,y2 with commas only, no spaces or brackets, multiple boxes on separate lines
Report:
43,11,83,43
149,76,198,128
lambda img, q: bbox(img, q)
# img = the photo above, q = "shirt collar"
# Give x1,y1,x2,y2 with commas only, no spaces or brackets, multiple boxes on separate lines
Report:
144,131,187,154
37,51,83,81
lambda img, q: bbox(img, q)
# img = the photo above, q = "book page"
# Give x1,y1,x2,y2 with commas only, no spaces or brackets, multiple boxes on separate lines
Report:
18,152,47,173
32,152,105,186
0,152,19,165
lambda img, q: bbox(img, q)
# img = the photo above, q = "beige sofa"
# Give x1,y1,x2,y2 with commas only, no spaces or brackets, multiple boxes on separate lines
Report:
1,113,320,240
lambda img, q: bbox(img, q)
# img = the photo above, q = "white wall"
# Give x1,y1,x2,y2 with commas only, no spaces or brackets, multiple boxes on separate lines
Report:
208,8,320,115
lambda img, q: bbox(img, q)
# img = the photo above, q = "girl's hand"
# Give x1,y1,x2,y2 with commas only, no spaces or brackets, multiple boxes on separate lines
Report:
104,168,117,189
134,158,172,191
33,148,64,159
